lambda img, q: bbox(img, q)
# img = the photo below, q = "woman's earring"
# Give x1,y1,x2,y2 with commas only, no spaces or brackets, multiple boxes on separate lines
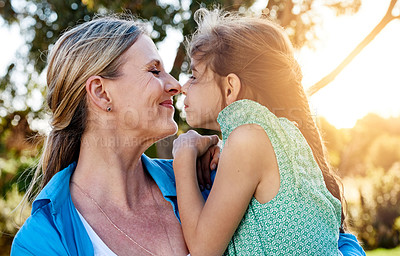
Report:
106,106,112,112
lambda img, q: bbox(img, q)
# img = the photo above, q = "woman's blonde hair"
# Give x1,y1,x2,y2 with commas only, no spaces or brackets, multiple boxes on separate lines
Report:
187,8,346,231
25,15,143,203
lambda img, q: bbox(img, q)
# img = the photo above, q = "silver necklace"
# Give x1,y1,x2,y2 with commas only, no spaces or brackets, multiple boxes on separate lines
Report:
149,180,175,255
71,181,158,256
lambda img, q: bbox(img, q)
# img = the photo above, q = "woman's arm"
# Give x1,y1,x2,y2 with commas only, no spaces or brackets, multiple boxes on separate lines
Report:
173,125,275,256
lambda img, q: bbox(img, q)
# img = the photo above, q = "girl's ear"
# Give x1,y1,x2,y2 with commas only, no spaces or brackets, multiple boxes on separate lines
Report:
86,76,112,112
223,73,241,105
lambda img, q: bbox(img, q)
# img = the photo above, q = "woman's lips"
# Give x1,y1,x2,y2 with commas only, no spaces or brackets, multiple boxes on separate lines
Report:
160,99,174,109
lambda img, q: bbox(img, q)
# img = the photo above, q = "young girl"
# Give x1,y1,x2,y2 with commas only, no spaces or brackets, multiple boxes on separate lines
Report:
172,8,345,255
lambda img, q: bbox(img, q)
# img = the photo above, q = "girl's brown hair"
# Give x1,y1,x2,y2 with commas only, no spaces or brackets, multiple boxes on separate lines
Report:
24,15,142,203
187,8,346,231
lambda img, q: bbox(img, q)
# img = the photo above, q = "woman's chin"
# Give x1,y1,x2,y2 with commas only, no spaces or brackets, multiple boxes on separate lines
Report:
157,120,178,137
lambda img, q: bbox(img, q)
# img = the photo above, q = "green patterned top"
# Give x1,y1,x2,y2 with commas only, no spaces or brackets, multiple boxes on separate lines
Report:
217,99,341,256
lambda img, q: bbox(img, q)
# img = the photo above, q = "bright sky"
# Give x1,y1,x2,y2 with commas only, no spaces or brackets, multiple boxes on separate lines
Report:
0,20,24,77
1,0,399,129
297,0,400,128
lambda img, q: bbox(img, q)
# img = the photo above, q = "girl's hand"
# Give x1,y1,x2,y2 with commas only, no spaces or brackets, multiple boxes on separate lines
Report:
172,130,219,158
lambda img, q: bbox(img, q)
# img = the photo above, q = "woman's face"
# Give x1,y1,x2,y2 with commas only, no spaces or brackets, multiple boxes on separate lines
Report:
182,58,224,131
105,35,181,140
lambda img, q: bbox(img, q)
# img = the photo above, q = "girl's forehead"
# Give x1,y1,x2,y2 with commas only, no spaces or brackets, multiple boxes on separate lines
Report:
190,58,206,72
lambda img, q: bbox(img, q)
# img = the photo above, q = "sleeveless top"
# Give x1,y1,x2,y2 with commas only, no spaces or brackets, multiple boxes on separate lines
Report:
217,99,341,256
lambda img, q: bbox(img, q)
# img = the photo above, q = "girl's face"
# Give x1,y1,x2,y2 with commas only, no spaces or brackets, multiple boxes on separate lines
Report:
182,58,224,131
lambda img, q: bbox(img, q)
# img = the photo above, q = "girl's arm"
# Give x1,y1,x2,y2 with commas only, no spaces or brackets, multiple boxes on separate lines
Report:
173,125,276,256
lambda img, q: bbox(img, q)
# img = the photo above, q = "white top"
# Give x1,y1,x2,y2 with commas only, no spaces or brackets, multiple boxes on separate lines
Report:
77,209,191,256
76,210,118,256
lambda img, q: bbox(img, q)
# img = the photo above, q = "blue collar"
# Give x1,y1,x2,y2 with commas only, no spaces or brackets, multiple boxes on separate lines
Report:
32,154,176,214
141,154,176,197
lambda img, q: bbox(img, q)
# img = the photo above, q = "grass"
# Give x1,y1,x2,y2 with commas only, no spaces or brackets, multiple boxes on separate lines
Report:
366,247,400,256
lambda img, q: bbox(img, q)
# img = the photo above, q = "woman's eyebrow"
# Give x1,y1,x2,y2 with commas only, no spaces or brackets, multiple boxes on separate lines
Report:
144,59,161,67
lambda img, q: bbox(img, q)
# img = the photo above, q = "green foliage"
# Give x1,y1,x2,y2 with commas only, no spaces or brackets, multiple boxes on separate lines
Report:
320,114,400,250
348,165,400,250
144,143,157,158
368,135,400,170
0,186,30,256
339,114,400,176
0,157,38,198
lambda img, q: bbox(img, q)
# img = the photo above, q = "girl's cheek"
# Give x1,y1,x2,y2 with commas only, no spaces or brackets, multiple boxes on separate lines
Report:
186,87,195,97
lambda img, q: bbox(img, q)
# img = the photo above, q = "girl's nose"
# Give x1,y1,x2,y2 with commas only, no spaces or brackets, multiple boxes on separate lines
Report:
181,80,190,96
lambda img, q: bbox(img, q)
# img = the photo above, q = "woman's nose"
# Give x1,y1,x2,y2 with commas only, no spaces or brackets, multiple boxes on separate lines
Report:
165,73,181,96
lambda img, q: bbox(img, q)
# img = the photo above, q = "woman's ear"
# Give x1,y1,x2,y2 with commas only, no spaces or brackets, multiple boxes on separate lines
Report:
224,73,241,105
85,76,112,112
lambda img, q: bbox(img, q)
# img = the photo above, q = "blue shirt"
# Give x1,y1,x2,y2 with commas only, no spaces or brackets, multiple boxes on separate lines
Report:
11,154,365,255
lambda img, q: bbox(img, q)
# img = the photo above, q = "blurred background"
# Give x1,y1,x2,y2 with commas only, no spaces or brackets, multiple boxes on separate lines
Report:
0,0,399,255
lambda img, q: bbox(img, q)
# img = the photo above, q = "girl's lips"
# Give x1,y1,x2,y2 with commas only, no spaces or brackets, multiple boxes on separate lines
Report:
160,99,174,109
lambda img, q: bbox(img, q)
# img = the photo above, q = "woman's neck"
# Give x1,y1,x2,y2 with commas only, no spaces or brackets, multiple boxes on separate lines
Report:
71,131,155,210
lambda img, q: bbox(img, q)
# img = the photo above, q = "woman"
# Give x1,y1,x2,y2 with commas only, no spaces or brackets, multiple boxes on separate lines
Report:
11,16,217,256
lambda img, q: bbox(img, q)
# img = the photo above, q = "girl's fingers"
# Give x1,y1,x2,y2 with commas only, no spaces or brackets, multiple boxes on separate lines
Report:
198,134,220,156
209,135,220,147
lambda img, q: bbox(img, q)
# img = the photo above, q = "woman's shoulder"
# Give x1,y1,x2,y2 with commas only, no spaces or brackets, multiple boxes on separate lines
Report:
142,154,174,177
148,157,173,169
12,197,93,256
11,207,66,255
338,232,366,256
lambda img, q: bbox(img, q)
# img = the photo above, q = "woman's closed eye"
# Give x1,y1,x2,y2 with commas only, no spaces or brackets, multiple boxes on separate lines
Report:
150,69,161,76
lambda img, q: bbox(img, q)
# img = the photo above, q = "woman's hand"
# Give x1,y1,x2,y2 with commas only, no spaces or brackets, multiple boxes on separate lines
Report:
197,145,220,190
172,130,219,159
